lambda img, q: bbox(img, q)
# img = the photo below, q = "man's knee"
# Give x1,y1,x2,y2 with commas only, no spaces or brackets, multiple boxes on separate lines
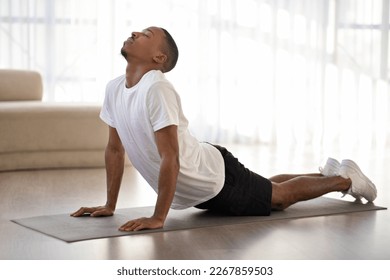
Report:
271,183,292,211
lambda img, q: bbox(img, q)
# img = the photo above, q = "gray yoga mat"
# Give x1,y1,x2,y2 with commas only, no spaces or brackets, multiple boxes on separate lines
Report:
12,197,386,242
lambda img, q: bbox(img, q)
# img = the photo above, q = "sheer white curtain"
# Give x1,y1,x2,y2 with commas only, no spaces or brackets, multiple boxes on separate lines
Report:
1,0,389,152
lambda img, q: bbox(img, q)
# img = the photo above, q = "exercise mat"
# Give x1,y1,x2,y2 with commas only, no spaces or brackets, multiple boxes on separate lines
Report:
11,197,386,242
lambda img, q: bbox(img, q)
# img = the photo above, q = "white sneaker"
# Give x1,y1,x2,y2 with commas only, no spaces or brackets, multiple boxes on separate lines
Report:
319,157,340,177
339,159,377,202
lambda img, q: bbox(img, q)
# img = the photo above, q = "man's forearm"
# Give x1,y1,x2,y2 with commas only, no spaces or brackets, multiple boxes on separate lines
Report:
105,146,125,210
153,155,179,222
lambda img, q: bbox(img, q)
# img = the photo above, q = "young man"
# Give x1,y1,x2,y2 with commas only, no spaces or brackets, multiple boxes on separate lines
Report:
71,26,377,231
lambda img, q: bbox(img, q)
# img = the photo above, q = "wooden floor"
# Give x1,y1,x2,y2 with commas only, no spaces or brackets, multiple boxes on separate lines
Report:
0,144,389,260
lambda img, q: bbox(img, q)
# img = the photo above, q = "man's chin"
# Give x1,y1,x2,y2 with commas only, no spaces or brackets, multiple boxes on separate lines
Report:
121,48,127,59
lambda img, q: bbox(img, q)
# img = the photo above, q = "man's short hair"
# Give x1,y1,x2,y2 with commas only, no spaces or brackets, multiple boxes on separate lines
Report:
160,28,179,73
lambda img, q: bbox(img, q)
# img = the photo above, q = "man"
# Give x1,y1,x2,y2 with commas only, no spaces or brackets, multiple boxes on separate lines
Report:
71,26,377,231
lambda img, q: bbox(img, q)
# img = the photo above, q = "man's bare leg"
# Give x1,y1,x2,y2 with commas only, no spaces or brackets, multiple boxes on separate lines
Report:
269,173,323,183
271,175,351,210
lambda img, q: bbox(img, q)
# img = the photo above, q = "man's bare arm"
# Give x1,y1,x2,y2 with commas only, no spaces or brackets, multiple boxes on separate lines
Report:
71,126,125,217
104,126,125,211
119,125,179,231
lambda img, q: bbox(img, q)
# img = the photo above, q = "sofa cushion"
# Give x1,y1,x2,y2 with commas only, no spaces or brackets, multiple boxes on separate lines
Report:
0,102,107,153
0,69,43,101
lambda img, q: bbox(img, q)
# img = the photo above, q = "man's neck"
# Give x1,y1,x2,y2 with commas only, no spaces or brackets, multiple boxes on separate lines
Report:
125,63,156,88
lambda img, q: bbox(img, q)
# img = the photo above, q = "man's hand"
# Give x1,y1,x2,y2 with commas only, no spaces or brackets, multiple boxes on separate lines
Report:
70,206,114,217
119,216,164,231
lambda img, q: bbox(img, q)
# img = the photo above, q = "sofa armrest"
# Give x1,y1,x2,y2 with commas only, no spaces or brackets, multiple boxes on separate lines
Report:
0,69,43,101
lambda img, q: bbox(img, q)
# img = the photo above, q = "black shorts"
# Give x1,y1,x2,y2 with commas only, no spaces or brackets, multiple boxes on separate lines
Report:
195,144,272,216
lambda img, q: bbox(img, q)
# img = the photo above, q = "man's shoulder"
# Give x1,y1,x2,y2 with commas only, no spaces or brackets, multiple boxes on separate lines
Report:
145,71,175,92
141,70,169,85
106,74,125,89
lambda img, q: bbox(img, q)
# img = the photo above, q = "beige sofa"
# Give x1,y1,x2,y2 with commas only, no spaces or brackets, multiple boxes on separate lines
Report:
0,69,109,171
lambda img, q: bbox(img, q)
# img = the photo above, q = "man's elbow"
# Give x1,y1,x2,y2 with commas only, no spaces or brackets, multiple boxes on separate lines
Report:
163,153,180,173
106,143,125,159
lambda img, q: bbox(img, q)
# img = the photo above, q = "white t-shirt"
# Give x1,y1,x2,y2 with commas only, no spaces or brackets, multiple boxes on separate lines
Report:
100,70,225,209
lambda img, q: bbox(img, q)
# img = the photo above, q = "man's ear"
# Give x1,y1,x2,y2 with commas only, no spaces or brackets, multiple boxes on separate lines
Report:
153,52,167,64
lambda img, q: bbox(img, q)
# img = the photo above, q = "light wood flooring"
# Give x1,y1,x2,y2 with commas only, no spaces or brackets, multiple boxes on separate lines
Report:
0,144,389,260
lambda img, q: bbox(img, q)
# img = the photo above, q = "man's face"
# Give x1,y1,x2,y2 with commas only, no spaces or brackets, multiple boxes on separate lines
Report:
121,26,165,63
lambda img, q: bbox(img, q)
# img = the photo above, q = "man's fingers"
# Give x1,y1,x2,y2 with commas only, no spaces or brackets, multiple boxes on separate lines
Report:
119,222,133,231
119,220,140,232
71,205,116,217
118,217,162,232
70,207,98,217
71,207,90,217
91,209,113,217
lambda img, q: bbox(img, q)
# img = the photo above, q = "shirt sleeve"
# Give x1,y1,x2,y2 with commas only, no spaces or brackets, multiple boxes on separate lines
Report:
147,81,180,132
